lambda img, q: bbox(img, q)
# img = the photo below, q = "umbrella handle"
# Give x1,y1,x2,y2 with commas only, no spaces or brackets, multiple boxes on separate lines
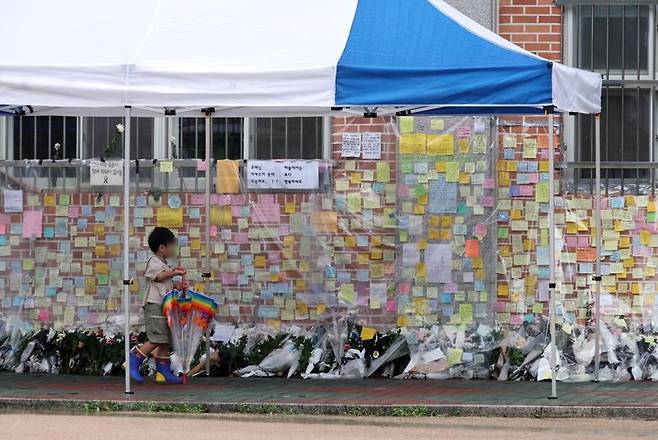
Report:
176,267,189,293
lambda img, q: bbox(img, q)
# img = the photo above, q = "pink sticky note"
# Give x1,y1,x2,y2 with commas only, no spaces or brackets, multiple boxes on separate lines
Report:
483,178,495,190
231,194,246,205
566,237,578,248
234,232,248,244
38,309,49,321
22,210,43,239
196,159,207,171
260,194,275,204
510,314,523,325
386,299,397,312
251,203,280,223
481,196,495,208
577,236,590,247
68,206,79,218
474,223,487,239
210,225,218,237
0,225,6,235
190,194,205,205
215,194,230,206
495,302,506,313
398,282,411,294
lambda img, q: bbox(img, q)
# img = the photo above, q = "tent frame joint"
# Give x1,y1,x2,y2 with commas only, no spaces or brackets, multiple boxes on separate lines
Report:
202,107,216,115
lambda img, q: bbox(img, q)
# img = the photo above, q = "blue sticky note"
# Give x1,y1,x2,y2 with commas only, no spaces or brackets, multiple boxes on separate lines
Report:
440,293,452,304
168,195,181,209
504,149,515,160
189,207,200,219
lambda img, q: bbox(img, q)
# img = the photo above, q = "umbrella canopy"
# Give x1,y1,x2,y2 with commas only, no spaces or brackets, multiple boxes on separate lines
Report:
0,0,601,116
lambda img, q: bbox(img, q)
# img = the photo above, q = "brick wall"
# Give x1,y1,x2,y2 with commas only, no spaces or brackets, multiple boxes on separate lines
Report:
498,0,562,61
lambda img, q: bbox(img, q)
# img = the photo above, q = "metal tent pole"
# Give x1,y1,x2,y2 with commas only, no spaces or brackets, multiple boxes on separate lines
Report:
123,106,133,395
203,109,214,375
593,113,602,381
548,110,557,400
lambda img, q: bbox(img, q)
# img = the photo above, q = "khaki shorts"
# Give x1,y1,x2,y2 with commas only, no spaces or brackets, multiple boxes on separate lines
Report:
143,303,170,344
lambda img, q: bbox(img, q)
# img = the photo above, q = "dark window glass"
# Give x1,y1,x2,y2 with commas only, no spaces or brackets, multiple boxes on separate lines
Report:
578,5,649,75
578,87,651,179
252,117,323,159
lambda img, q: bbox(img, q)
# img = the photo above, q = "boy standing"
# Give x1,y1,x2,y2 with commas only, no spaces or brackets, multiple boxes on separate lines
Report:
128,227,186,385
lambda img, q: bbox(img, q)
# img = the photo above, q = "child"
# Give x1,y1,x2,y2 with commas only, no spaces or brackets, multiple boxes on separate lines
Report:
128,227,186,385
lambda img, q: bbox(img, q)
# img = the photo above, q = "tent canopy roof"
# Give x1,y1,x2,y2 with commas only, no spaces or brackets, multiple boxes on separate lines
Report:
0,0,601,117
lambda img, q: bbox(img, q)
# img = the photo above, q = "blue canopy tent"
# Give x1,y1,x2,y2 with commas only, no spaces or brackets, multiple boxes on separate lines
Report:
0,0,602,395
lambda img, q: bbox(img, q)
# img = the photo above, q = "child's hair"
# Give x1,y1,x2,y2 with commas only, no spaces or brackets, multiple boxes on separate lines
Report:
148,227,176,253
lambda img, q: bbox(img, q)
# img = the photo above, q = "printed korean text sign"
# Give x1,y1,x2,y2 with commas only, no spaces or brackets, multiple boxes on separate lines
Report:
247,160,319,190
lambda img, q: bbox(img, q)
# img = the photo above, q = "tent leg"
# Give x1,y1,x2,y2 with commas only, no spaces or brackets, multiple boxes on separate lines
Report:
593,113,602,381
123,106,133,395
547,112,557,400
204,110,213,376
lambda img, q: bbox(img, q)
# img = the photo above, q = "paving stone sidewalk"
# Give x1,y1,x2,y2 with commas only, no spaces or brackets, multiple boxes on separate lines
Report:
0,374,657,418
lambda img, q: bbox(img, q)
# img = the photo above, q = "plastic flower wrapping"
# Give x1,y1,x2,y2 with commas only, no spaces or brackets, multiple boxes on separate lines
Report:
1,309,658,381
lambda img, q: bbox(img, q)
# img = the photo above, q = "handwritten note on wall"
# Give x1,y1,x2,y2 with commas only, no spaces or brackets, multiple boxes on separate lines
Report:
90,160,123,186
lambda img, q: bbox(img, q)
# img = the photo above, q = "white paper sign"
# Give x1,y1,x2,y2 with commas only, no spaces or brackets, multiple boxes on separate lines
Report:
3,190,23,213
341,133,361,158
361,133,381,159
426,244,452,283
247,160,319,190
90,160,123,186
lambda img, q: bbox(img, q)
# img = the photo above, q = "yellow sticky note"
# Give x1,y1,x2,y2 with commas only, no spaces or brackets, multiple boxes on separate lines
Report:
427,134,454,155
400,134,427,154
371,248,383,260
445,162,459,182
430,119,445,130
360,327,376,341
96,262,109,275
284,202,296,214
350,172,362,184
157,207,183,228
447,348,463,366
216,160,241,194
159,161,174,173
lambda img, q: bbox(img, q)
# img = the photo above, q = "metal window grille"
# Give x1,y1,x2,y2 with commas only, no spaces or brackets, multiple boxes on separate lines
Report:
568,4,658,195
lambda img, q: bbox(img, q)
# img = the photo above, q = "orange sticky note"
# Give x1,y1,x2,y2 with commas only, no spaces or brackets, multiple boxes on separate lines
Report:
465,239,480,258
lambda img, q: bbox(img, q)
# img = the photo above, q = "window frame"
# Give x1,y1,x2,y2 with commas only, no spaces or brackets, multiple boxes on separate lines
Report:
564,3,658,169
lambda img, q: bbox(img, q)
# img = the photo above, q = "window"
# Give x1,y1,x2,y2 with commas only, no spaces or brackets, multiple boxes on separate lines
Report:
568,4,656,184
5,116,327,161
84,117,154,160
178,118,244,160
252,117,324,160
12,116,77,160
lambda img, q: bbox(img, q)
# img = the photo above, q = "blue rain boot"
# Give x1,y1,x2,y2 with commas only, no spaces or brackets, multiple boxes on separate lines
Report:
124,347,146,384
155,357,183,385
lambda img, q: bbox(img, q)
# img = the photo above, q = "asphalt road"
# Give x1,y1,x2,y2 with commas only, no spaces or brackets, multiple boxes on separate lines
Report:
2,413,657,440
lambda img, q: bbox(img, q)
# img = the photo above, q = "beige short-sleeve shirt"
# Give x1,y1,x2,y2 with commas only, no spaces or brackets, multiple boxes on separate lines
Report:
144,256,173,304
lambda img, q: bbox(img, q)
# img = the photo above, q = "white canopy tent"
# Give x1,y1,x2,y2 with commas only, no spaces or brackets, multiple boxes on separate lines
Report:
0,0,602,395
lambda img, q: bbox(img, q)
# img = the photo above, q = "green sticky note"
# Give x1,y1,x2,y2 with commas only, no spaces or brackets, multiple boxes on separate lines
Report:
497,227,509,239
414,185,427,198
376,162,391,183
59,194,70,206
400,161,413,173
339,284,356,305
399,116,414,134
648,212,657,223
